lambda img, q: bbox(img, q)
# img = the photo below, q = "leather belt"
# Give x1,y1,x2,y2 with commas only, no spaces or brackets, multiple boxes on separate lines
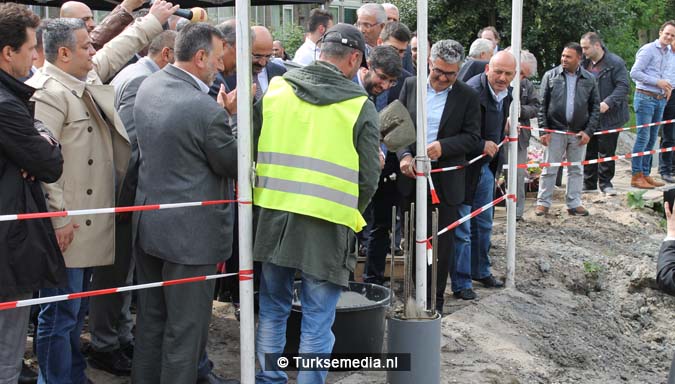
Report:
637,88,666,100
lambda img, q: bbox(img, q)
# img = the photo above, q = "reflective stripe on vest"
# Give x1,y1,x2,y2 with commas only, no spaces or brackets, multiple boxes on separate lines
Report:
254,77,367,232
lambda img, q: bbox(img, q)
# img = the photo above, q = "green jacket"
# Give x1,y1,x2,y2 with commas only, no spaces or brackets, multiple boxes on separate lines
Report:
252,61,380,287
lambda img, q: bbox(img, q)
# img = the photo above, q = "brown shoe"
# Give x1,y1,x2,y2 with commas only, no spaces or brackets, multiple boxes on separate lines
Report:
567,206,589,216
631,172,654,189
644,175,665,187
534,205,549,216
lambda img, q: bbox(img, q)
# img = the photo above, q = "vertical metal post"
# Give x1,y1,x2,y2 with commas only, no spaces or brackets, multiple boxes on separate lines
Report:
506,0,523,289
414,0,429,311
390,206,397,290
430,209,438,313
235,2,255,382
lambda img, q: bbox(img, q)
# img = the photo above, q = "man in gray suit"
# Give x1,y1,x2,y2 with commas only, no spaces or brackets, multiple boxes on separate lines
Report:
131,23,238,383
86,30,176,376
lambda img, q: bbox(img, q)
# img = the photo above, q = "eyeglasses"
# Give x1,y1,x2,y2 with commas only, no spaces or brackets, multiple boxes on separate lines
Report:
372,69,398,87
384,44,407,55
252,53,272,61
430,66,458,79
356,21,379,30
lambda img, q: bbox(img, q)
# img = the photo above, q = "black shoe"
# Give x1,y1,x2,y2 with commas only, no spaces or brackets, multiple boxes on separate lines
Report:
452,288,477,300
473,275,504,288
87,348,132,376
435,300,444,315
394,247,404,256
120,341,134,360
196,372,240,384
18,362,37,384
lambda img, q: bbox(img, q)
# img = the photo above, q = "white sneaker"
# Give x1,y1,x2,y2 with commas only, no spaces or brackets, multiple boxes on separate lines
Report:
602,186,617,196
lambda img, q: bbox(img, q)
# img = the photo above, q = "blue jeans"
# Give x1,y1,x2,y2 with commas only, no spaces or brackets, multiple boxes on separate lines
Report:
632,91,667,176
37,268,91,384
452,204,474,292
255,263,342,384
466,164,495,280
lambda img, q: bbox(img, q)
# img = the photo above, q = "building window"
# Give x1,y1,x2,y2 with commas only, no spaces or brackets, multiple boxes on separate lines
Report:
283,6,293,27
343,7,357,26
329,6,339,23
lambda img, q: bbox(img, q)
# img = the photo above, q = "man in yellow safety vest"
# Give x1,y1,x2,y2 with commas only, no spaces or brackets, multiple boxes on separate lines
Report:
252,23,381,384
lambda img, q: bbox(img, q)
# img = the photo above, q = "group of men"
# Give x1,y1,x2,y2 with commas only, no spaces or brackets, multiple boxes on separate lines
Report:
2,0,675,383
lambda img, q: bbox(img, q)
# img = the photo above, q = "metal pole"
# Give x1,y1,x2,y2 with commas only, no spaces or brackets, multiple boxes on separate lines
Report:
506,0,523,289
235,2,256,382
415,0,429,311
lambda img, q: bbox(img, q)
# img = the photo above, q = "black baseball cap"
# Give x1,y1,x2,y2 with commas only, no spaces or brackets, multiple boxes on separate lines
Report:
321,23,366,53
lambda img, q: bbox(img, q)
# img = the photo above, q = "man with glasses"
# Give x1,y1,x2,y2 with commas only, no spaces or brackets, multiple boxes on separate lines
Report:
224,26,285,100
356,3,386,52
454,51,516,301
376,22,413,104
251,26,286,99
354,45,403,285
397,40,481,313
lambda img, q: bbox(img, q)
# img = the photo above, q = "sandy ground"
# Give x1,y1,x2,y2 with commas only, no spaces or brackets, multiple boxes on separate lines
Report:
23,133,675,383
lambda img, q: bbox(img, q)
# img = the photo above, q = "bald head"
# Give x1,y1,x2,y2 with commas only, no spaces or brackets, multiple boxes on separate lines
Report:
252,26,273,47
60,1,95,32
486,51,516,93
252,26,273,75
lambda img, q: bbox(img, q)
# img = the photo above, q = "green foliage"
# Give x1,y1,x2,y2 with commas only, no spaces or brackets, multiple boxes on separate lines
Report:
272,23,305,60
627,190,648,209
583,261,602,276
389,0,675,76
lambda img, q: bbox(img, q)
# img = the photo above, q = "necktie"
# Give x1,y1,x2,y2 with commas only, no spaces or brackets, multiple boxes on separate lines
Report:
253,75,263,100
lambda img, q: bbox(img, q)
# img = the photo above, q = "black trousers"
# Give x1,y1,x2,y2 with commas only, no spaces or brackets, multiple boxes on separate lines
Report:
584,132,620,190
402,194,458,311
660,97,675,176
364,155,401,284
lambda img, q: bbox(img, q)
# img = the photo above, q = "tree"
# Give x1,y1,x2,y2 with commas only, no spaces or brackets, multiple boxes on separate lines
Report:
390,0,675,76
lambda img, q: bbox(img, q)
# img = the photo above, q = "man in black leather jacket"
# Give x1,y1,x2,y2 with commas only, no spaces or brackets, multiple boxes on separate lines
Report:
0,4,64,382
580,32,630,195
535,42,600,217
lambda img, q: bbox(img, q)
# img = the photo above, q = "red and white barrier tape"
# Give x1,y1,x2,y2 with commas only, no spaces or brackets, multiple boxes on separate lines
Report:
519,119,675,136
422,137,517,203
437,194,516,237
428,137,512,175
514,145,675,169
0,199,249,222
417,194,516,246
0,270,254,311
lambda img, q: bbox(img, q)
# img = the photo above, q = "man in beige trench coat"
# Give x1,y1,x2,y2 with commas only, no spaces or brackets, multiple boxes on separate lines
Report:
25,2,176,382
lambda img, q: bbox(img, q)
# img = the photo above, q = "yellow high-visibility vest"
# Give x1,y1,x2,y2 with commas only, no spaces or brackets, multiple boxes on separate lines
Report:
254,76,367,232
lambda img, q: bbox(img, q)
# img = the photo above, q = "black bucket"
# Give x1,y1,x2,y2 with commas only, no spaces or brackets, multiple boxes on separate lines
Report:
284,281,390,357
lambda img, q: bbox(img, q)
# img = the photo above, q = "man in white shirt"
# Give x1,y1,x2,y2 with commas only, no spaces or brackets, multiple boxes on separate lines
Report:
293,8,333,66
